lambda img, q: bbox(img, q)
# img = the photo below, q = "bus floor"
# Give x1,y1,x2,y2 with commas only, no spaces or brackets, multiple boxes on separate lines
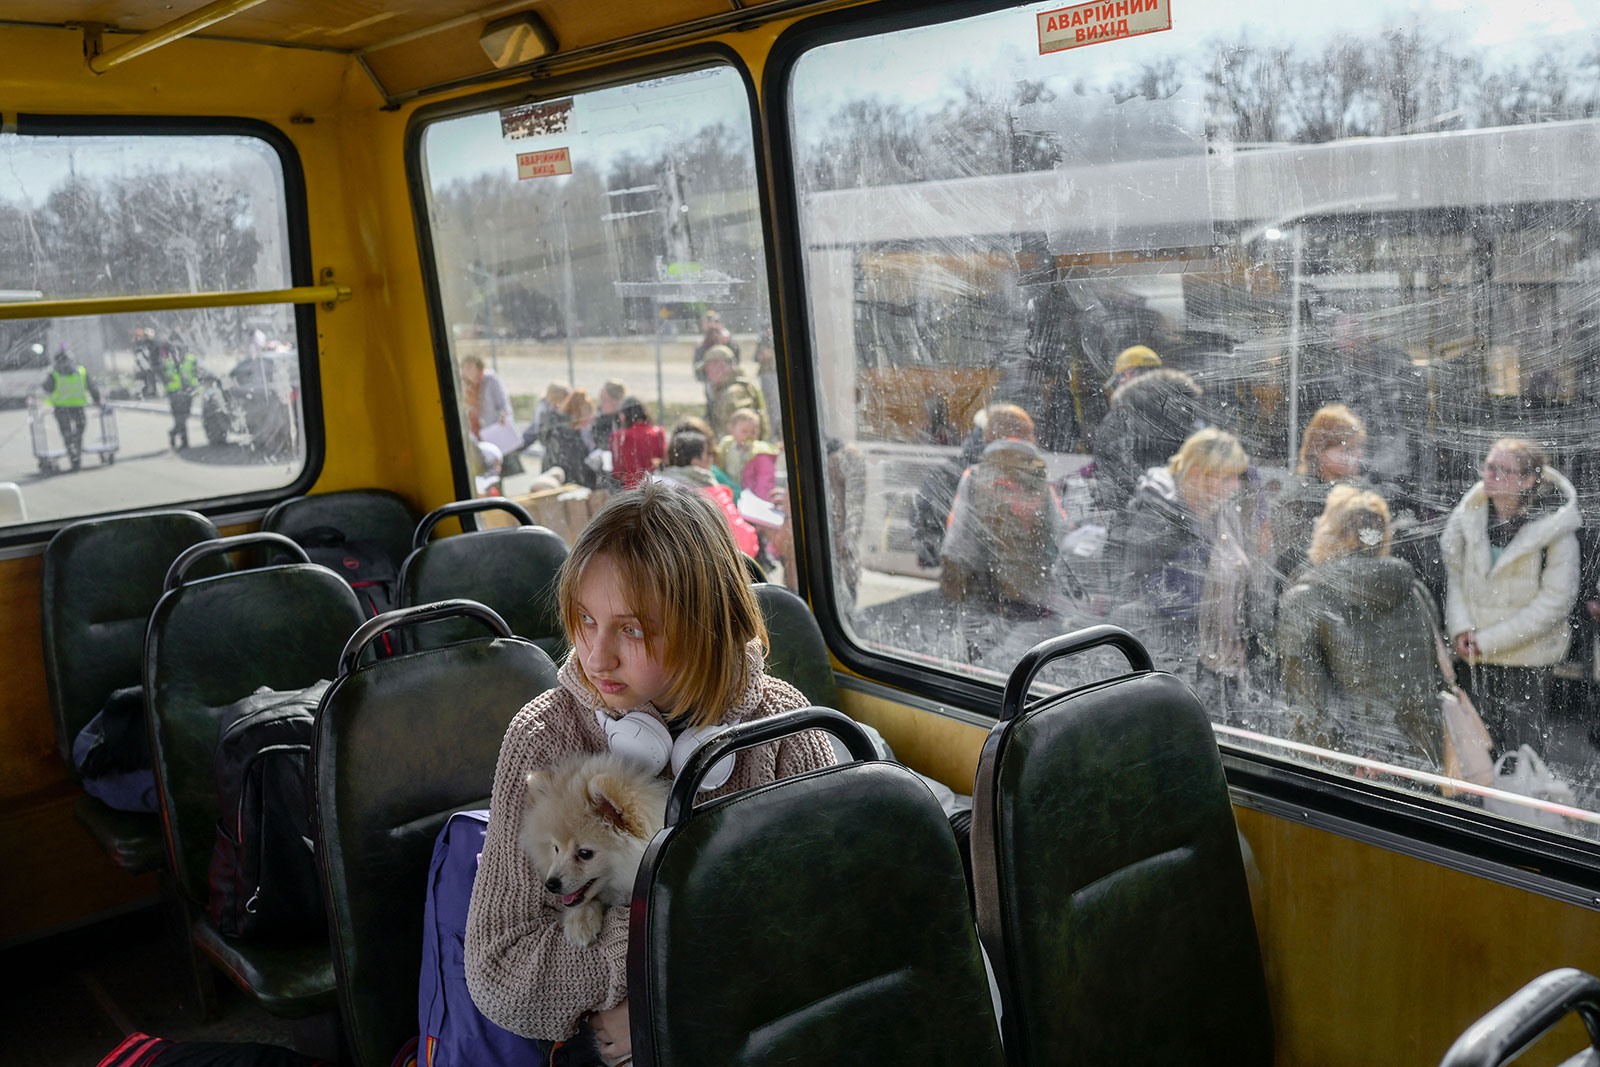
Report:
2,903,299,1065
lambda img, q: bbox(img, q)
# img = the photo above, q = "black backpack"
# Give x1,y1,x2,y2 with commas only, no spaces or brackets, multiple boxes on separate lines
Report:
293,526,399,654
207,680,330,941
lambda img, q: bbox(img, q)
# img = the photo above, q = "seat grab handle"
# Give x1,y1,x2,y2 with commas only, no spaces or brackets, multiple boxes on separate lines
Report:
337,598,512,675
1002,625,1154,722
163,531,307,592
667,707,878,826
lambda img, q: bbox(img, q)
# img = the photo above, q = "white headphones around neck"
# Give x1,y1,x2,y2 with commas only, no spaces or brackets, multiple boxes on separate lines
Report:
594,707,735,791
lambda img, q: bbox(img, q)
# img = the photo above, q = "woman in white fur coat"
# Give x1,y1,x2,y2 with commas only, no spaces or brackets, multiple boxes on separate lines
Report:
1441,438,1580,755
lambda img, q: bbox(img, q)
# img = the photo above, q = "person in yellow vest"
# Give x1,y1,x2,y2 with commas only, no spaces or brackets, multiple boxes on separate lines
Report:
41,346,101,471
163,347,200,450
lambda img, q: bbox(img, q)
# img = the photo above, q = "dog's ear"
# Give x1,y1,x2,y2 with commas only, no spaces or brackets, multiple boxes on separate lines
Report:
586,776,632,832
524,769,551,799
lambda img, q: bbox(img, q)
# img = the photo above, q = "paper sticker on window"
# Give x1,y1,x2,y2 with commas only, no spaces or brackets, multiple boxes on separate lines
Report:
1037,0,1170,54
501,98,574,140
517,147,573,180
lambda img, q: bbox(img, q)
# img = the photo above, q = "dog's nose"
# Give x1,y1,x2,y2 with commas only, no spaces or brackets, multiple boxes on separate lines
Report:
544,877,561,894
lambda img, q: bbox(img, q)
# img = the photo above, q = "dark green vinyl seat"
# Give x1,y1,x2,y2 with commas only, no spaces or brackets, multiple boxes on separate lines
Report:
629,709,1005,1067
752,583,840,709
145,533,366,1019
41,509,225,875
261,488,419,574
971,626,1272,1067
398,499,568,659
313,600,559,1067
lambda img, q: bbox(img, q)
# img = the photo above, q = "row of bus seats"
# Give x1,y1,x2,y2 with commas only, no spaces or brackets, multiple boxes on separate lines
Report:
39,489,577,882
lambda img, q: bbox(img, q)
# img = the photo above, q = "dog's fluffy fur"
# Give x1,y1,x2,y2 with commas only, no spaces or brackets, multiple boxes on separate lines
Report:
519,752,670,949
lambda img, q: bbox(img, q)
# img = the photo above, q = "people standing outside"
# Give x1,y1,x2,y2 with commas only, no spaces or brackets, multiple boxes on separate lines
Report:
460,354,521,471
672,416,740,492
610,396,667,490
592,378,627,447
522,381,571,451
692,310,735,421
1278,485,1441,769
1441,438,1580,755
1112,427,1252,706
42,345,101,470
655,430,761,558
542,389,599,490
718,408,779,500
940,404,1074,618
703,345,767,440
1270,404,1368,584
1090,355,1205,512
753,325,781,442
160,347,199,452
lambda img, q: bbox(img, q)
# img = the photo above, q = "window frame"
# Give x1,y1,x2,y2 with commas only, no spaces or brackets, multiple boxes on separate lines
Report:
403,44,776,507
0,114,324,548
762,0,1600,909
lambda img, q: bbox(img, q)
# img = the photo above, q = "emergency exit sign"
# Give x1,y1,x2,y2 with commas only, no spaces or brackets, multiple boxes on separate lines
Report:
1038,0,1170,53
516,147,572,179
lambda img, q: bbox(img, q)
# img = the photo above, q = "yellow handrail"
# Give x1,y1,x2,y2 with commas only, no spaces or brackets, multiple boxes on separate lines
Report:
0,283,352,322
86,0,273,74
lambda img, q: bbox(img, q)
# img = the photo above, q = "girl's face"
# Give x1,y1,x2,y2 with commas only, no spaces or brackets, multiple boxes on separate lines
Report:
732,418,757,445
573,553,673,713
1319,440,1363,482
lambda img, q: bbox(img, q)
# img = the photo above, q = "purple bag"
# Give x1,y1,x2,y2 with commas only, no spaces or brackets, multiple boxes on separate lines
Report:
418,810,545,1067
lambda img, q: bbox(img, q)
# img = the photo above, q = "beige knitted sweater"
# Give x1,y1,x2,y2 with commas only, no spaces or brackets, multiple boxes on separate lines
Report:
463,645,836,1040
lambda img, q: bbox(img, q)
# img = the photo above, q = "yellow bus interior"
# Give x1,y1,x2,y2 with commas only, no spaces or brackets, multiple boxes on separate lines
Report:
3,1,1599,1063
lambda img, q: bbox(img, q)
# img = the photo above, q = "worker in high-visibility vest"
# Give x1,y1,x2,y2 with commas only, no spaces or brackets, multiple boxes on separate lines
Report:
41,346,101,471
163,347,200,450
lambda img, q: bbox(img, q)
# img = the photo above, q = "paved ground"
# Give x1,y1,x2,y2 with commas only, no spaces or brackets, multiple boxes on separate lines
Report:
0,400,300,527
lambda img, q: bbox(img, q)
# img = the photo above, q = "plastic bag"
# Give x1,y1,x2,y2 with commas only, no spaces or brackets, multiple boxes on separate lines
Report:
1483,744,1577,831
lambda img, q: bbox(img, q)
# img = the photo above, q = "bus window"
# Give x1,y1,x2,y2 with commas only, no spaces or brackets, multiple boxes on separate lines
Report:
417,66,775,501
0,127,310,526
785,1,1600,840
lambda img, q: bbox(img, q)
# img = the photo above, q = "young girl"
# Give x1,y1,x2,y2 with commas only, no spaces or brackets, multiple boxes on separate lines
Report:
464,481,836,1059
717,407,779,500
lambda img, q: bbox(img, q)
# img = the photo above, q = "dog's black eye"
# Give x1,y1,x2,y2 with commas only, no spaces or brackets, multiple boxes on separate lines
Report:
576,848,594,861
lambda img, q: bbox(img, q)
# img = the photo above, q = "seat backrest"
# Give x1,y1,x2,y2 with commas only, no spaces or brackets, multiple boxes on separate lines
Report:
145,533,365,903
630,709,1005,1067
314,601,559,1067
971,626,1272,1067
398,500,568,658
42,509,223,778
261,488,418,574
752,583,839,708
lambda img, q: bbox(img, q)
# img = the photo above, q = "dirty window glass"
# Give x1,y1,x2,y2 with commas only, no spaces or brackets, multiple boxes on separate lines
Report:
0,131,307,525
419,67,777,507
789,0,1600,839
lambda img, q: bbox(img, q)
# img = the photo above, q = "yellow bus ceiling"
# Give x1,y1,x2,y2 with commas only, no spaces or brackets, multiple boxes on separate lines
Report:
0,0,788,99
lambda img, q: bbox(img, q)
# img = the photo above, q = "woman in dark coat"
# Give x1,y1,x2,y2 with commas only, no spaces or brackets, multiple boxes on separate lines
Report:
540,389,598,489
1278,485,1441,770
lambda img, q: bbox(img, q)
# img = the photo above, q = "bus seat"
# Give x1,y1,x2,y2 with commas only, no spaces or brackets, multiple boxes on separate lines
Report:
145,533,365,1019
752,582,840,709
42,509,225,875
971,625,1272,1067
314,601,559,1067
261,488,419,576
398,499,568,659
1439,967,1600,1067
629,708,1006,1067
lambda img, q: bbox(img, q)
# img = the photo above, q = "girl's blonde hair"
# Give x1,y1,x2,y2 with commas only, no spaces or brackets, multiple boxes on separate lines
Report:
1169,427,1247,481
1308,484,1392,565
1297,404,1366,479
557,481,767,727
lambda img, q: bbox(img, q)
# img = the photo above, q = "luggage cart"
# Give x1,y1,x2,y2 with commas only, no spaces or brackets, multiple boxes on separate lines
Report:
29,396,119,473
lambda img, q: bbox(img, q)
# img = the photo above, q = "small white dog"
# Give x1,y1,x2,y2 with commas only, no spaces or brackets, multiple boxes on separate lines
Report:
519,752,671,948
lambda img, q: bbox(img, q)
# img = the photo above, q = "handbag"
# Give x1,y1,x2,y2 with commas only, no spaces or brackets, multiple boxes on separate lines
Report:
1413,583,1495,790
